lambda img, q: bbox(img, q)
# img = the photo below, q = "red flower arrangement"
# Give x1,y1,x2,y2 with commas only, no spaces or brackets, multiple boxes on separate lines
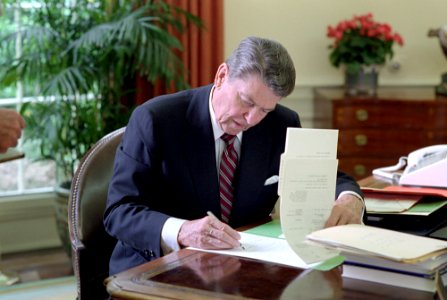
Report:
327,13,404,74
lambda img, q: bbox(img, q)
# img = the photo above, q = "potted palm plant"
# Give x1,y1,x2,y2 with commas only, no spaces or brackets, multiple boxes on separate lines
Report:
0,0,201,256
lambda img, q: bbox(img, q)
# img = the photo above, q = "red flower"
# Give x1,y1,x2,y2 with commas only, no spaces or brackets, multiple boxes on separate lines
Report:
394,33,404,46
327,13,404,73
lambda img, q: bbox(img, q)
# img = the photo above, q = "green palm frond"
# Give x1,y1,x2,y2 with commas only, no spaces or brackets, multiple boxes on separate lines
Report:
44,65,94,96
1,0,203,183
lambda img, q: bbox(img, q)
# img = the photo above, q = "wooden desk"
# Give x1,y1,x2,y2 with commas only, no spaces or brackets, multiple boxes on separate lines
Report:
105,248,433,299
105,177,445,299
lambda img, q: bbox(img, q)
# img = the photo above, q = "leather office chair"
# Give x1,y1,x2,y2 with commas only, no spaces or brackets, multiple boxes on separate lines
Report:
68,127,125,300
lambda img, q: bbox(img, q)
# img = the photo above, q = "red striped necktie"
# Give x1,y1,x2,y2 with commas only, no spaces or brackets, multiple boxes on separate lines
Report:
219,134,238,223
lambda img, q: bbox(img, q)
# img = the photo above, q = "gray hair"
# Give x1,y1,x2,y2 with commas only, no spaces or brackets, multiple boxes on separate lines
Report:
225,36,296,98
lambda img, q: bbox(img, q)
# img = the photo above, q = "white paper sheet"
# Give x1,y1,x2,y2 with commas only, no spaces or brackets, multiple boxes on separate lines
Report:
279,128,341,263
188,232,316,269
283,128,338,159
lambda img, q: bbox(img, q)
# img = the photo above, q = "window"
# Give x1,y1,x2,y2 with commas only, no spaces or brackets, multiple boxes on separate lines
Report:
0,99,56,196
0,2,56,196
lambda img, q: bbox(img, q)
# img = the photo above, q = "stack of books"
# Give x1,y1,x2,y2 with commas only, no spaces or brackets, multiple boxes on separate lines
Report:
307,224,447,293
342,251,447,292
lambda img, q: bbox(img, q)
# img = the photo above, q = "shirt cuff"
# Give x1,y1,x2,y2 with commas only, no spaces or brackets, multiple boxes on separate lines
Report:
161,217,186,255
338,191,365,224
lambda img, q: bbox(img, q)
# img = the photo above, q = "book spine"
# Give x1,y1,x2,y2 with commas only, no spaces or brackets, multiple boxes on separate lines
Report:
344,261,437,279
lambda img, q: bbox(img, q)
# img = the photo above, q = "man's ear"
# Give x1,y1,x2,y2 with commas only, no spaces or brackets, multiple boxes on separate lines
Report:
214,63,228,87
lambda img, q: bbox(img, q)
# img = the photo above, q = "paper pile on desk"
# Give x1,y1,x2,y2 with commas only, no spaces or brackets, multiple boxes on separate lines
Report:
363,185,447,216
307,223,447,292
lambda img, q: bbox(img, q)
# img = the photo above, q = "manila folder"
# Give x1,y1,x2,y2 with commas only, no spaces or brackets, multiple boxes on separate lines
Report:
307,224,447,263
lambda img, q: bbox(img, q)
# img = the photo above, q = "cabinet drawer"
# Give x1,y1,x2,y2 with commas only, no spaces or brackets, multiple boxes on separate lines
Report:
334,103,447,129
338,129,447,157
339,157,397,179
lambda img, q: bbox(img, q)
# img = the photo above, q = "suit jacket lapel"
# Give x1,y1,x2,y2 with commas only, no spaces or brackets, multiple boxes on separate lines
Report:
183,85,221,213
234,123,274,207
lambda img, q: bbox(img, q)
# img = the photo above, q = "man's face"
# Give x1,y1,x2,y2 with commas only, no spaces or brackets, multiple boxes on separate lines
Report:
211,63,281,136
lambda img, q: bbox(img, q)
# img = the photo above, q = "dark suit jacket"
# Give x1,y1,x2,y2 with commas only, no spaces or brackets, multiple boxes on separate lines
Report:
104,84,363,275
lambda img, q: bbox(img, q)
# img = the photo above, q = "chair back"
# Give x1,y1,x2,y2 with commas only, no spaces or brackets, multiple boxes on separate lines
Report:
68,127,125,300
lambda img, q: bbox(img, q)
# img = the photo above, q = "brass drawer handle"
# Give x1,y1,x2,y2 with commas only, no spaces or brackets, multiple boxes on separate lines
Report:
356,109,369,121
355,134,368,146
354,164,366,176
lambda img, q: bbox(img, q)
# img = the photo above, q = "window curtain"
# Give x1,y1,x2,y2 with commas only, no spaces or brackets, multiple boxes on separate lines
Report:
134,0,223,105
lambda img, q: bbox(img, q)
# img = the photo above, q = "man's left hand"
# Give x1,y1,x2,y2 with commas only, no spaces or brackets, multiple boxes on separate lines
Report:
325,194,364,227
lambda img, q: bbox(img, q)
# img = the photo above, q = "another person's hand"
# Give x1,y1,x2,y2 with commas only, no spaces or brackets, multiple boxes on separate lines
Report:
178,215,241,249
0,109,26,153
325,194,364,227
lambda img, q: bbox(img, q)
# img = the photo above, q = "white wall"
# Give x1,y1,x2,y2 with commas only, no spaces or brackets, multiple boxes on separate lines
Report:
224,0,447,86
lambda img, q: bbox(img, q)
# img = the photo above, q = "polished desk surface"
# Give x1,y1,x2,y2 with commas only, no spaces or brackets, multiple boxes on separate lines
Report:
105,176,435,300
105,249,433,300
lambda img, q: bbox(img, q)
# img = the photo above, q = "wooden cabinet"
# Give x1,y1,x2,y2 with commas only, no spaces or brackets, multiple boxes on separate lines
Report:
313,87,447,179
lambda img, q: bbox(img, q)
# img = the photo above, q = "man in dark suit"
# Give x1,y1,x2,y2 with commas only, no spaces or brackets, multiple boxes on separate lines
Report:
104,36,364,275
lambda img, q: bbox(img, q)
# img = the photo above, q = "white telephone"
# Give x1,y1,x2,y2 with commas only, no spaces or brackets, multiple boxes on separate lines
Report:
372,144,447,188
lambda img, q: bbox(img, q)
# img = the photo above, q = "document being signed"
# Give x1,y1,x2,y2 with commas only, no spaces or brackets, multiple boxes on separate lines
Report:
191,129,343,267
279,128,340,264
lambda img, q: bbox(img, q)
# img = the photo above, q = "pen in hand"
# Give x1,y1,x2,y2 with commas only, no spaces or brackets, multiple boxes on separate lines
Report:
207,211,245,250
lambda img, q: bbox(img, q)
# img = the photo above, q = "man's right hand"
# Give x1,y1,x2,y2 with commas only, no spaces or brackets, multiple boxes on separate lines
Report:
177,216,241,250
0,109,26,153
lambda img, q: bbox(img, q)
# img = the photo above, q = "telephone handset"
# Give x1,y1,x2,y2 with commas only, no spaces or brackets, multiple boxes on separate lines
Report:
372,144,447,188
402,145,447,176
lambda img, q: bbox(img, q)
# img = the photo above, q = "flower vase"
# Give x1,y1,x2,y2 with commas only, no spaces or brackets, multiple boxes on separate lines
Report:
344,66,379,96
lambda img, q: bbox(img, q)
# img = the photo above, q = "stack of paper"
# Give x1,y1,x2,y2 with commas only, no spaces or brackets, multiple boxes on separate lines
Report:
307,224,447,292
362,185,447,237
364,193,423,213
278,128,341,264
363,187,447,216
342,251,447,292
